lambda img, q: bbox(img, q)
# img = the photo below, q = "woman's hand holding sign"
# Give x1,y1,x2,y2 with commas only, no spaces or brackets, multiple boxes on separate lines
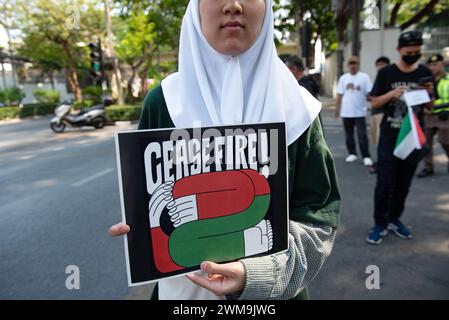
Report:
186,261,246,296
108,223,130,236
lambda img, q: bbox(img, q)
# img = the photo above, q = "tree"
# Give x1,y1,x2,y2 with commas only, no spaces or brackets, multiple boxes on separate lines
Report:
104,0,124,105
115,0,188,98
115,11,156,100
273,0,338,54
18,34,65,89
0,0,25,87
17,0,105,101
387,0,448,30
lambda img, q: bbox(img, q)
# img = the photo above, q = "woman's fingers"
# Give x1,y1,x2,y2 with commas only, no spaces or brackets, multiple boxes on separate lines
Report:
108,223,130,236
186,261,246,296
186,273,215,291
201,261,234,277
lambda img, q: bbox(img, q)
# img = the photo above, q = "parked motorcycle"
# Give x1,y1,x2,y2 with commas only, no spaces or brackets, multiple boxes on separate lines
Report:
50,98,112,133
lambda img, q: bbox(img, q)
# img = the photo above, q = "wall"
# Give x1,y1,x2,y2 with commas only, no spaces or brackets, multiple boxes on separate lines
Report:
322,27,401,97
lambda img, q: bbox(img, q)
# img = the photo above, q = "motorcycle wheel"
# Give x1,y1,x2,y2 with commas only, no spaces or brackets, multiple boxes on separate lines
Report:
93,116,106,129
50,122,66,133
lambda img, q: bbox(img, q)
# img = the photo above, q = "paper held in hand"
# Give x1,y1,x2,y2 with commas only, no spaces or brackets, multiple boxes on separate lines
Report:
403,89,431,108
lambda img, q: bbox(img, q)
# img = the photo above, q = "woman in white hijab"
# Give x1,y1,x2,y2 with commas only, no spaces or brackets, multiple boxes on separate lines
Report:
110,0,340,300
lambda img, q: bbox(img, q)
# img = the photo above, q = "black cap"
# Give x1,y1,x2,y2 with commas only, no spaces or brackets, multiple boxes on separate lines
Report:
427,54,444,64
398,31,423,48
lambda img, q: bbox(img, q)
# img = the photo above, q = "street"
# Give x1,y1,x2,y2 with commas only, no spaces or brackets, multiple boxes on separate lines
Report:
0,116,152,299
310,108,449,299
0,109,448,299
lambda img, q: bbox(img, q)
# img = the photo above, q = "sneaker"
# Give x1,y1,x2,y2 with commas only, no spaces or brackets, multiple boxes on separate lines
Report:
387,219,412,239
345,154,358,163
417,168,434,178
363,157,373,166
366,226,388,245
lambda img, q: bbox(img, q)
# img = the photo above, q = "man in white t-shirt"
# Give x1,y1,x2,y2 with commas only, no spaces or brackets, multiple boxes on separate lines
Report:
335,56,373,166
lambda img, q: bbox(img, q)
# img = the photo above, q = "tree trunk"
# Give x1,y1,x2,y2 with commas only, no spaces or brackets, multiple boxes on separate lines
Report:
400,0,439,31
104,0,124,105
334,0,350,77
127,68,138,104
49,71,55,90
389,2,402,27
351,0,362,57
5,26,17,87
127,61,143,104
1,61,7,91
62,43,82,101
140,64,150,99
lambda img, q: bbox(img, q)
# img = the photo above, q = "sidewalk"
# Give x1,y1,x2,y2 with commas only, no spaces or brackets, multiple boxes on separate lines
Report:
127,105,448,300
319,95,336,109
309,108,449,299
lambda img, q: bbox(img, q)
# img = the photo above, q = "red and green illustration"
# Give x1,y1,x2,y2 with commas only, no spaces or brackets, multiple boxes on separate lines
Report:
148,169,273,273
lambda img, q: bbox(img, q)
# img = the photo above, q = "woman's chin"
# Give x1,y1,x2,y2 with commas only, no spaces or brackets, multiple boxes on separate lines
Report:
214,41,250,57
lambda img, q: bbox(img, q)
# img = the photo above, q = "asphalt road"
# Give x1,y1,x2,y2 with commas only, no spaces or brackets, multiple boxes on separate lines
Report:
0,109,448,299
309,108,449,299
0,116,152,299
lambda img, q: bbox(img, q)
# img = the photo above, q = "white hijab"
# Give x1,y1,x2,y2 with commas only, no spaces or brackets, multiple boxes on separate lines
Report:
161,0,321,146
159,0,321,300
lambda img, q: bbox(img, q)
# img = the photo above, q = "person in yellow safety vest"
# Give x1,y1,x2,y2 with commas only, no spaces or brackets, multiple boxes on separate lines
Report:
417,54,449,178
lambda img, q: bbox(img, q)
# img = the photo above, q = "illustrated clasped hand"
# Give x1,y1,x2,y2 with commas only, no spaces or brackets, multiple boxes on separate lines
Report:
148,181,198,228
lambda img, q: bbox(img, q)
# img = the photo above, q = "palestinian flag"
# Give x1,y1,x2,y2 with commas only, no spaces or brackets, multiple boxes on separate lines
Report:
394,107,426,160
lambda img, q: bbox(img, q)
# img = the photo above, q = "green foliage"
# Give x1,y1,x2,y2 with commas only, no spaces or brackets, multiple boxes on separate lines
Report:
0,87,26,105
115,11,157,65
417,7,449,28
0,103,56,120
390,0,447,25
19,103,57,118
105,105,142,122
387,0,448,29
16,0,106,101
33,89,60,104
82,86,103,104
0,107,21,120
274,0,337,54
73,100,94,110
116,0,188,50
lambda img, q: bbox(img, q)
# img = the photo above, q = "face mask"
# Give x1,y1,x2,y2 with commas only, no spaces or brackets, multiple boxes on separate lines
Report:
402,53,421,65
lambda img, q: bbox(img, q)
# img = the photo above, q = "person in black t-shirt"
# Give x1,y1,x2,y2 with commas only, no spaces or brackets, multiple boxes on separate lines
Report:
367,31,434,245
286,55,320,99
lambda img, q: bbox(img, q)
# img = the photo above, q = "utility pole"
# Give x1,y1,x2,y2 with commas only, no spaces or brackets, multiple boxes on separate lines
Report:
333,0,351,77
379,0,385,57
351,0,361,57
0,1,17,87
103,0,124,105
5,26,17,87
0,53,7,90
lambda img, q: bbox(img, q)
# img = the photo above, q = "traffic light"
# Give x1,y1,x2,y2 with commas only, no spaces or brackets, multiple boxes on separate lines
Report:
88,41,103,84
